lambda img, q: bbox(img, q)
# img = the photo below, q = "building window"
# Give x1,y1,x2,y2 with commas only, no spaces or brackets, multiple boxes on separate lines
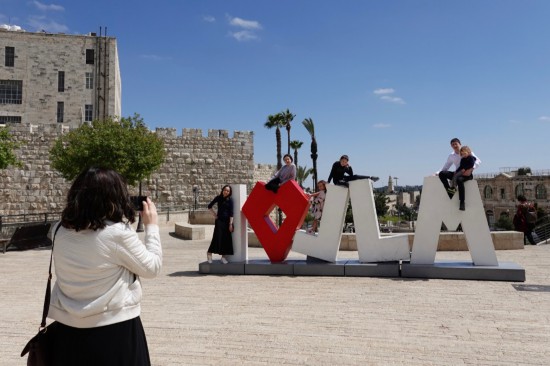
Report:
535,184,547,200
57,102,64,123
85,104,93,122
0,116,21,123
5,46,15,67
484,186,493,199
86,49,94,64
0,80,23,104
515,184,524,199
58,71,65,92
85,72,94,89
500,188,505,200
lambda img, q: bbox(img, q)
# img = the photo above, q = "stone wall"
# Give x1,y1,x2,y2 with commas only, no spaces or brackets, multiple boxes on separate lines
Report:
253,163,277,186
0,123,255,216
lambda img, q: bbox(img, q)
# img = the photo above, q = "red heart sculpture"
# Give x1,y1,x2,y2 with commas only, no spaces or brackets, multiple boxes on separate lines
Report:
242,180,310,262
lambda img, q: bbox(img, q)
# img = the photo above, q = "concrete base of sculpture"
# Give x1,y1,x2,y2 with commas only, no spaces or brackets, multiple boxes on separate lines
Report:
401,260,525,282
199,259,525,281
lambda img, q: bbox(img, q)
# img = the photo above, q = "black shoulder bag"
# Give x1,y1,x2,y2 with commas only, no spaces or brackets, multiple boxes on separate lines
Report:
21,224,62,366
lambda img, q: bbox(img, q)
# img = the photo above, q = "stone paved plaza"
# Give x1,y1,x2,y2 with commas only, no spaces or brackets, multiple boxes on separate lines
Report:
1,224,549,365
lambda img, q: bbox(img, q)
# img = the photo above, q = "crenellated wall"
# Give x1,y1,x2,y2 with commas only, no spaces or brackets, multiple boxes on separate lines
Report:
0,123,259,216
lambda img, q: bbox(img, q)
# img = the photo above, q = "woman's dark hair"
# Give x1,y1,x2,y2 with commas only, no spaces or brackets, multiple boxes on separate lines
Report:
61,167,136,231
219,185,232,199
517,195,527,202
283,153,293,162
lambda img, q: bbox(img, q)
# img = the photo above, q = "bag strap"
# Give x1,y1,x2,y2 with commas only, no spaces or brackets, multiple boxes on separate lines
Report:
40,223,62,329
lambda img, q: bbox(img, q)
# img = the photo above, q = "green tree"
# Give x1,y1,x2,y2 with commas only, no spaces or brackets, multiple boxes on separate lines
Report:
302,118,318,188
49,114,165,185
290,140,303,167
374,191,389,217
296,165,313,189
280,108,295,156
264,113,284,170
495,215,513,230
0,126,22,169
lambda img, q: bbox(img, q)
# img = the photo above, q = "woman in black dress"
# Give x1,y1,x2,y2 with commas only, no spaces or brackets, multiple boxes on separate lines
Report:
207,185,234,264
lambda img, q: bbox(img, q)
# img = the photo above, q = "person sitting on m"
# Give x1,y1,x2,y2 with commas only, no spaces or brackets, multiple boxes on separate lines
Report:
438,138,480,199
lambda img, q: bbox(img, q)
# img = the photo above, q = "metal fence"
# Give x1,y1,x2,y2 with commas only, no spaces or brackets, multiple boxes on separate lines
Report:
534,222,550,244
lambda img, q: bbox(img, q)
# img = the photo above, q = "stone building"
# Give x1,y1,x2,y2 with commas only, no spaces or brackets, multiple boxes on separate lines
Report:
0,28,121,127
476,169,550,227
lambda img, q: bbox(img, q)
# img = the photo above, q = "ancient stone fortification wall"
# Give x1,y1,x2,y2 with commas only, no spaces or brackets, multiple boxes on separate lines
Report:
253,163,277,185
0,124,256,216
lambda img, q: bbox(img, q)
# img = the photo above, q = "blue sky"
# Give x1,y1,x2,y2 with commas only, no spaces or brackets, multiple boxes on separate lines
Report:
2,0,550,187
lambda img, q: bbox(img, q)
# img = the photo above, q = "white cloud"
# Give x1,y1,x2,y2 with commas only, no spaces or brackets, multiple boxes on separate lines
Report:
229,30,259,42
28,15,68,33
373,88,395,95
373,87,405,104
228,16,262,30
225,15,262,42
539,116,550,122
380,95,405,104
373,123,391,128
0,24,24,31
203,15,215,23
33,1,64,12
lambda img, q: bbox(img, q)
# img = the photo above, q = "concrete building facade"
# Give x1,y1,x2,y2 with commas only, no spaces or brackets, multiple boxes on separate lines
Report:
0,28,121,127
476,170,550,227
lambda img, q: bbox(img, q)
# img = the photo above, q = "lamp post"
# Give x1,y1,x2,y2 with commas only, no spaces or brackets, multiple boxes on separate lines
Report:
393,177,399,192
136,180,144,232
192,185,199,212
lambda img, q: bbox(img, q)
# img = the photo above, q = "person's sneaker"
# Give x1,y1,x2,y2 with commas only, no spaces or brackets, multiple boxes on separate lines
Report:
459,201,465,211
221,257,228,264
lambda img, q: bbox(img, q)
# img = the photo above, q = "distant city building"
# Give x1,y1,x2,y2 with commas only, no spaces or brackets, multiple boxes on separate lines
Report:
477,168,550,228
0,27,121,127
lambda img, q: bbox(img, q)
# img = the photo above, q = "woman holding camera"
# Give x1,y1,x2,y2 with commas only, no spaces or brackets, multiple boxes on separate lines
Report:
48,167,162,366
207,184,234,264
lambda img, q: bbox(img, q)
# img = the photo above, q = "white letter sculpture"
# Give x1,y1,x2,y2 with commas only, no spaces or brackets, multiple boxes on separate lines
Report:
410,176,498,266
227,184,248,263
292,179,410,263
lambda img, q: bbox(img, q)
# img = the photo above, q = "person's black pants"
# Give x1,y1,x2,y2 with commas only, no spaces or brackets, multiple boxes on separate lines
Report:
455,174,473,202
438,171,454,191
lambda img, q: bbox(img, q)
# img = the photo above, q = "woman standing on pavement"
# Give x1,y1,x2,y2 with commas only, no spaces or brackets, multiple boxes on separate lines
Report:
49,167,162,366
207,185,234,264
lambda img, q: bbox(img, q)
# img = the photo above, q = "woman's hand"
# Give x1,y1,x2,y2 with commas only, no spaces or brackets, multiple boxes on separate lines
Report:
141,197,158,226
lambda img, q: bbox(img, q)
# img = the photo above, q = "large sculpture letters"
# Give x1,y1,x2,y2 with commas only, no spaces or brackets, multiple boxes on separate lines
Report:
241,176,498,267
293,180,410,263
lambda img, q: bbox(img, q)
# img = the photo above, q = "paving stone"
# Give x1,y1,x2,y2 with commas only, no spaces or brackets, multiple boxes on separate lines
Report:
3,224,549,365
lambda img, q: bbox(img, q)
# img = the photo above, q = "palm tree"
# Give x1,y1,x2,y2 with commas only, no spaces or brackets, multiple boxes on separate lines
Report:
280,109,295,156
302,117,318,188
289,140,303,167
264,113,284,170
296,165,313,190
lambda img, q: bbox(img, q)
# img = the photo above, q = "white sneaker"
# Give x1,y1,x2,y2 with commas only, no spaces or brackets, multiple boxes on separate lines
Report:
207,253,212,264
221,257,228,264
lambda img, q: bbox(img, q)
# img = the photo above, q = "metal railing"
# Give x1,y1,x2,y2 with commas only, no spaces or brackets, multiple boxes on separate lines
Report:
0,212,61,238
534,221,550,244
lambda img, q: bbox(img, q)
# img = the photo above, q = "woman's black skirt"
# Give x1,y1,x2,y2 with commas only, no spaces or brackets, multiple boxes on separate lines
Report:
51,316,150,366
208,218,234,255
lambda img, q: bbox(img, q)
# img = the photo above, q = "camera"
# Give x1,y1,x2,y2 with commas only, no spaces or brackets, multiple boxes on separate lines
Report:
130,196,147,211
